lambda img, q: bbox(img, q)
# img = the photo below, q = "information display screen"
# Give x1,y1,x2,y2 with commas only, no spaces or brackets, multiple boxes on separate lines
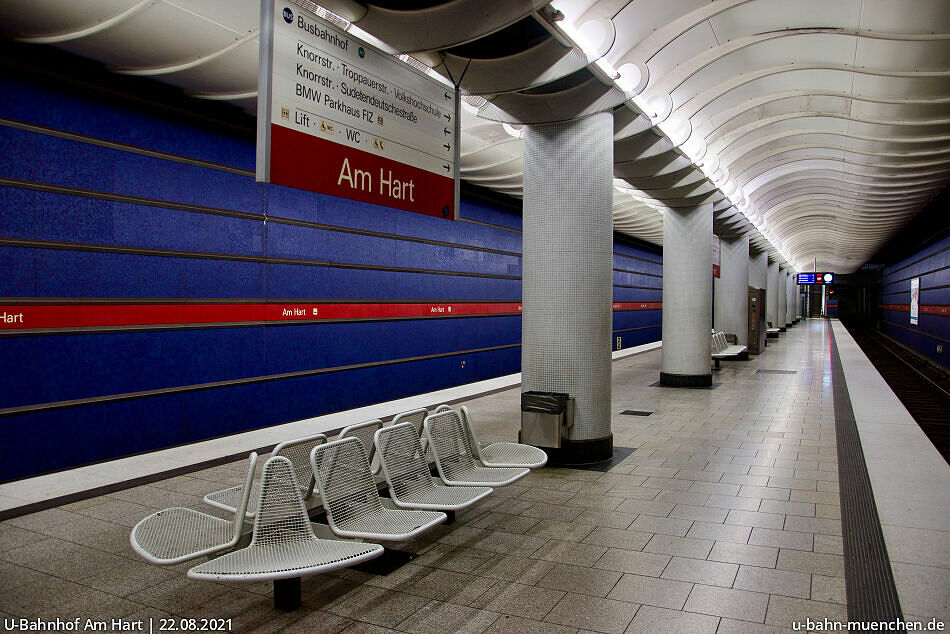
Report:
797,272,835,285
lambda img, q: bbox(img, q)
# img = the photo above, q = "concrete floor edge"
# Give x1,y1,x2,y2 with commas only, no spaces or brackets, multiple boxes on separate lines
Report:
829,321,950,622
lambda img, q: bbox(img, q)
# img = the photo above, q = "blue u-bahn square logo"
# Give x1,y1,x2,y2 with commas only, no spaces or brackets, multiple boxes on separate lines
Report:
283,7,294,23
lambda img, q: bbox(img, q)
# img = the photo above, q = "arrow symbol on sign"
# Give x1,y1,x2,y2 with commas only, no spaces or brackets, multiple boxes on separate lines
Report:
443,164,450,172
443,127,450,135
444,113,451,121
443,143,451,151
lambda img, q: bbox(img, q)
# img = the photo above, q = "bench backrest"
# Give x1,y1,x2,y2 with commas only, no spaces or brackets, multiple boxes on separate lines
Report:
339,419,383,471
374,422,435,500
392,407,428,436
424,409,479,477
310,438,384,529
250,456,313,547
273,433,328,498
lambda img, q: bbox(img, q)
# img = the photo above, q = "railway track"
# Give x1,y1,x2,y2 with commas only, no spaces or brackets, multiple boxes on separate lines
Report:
847,327,950,464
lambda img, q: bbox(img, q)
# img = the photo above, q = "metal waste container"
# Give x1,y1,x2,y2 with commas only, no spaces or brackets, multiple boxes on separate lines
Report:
520,391,573,448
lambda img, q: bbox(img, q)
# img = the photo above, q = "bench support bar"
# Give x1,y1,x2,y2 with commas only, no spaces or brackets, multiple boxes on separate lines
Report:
274,577,301,611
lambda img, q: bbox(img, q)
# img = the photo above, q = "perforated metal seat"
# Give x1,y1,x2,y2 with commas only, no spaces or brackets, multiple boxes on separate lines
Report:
459,405,548,469
424,410,529,487
338,419,383,475
311,437,446,541
130,453,258,566
375,422,492,511
204,433,327,518
392,407,428,435
188,456,383,609
189,456,382,580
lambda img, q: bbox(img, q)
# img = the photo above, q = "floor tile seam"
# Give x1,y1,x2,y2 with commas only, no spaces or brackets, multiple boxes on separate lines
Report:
683,582,771,623
69,564,178,602
384,597,504,633
0,536,139,580
30,530,152,566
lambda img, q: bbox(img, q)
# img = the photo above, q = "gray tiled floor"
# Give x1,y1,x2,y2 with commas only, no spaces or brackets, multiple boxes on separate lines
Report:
0,323,849,632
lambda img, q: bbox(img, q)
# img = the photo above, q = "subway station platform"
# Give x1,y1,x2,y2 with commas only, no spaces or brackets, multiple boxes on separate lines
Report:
1,319,947,632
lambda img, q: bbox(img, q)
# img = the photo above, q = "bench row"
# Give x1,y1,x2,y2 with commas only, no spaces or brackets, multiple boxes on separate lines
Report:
129,405,546,609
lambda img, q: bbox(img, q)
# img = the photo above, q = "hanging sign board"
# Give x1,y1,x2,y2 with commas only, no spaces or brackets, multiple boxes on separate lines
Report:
910,277,920,326
712,235,720,278
796,272,835,285
257,1,457,219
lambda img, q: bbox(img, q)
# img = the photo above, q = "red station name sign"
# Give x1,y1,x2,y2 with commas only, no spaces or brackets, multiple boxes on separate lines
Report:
258,2,457,218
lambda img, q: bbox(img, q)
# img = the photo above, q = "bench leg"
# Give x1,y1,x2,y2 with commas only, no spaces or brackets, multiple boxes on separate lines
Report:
445,510,456,524
713,358,721,370
274,577,301,611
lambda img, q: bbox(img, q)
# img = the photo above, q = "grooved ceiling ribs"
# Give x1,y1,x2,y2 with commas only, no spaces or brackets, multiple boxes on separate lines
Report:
1,0,948,271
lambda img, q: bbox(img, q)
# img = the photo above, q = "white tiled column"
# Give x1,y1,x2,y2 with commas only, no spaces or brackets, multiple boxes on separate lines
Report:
749,250,768,290
522,112,614,463
714,235,750,345
661,202,713,387
767,261,780,330
778,268,788,331
786,273,797,325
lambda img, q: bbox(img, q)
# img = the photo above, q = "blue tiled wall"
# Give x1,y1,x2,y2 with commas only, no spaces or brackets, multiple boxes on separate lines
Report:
0,69,662,480
878,233,950,370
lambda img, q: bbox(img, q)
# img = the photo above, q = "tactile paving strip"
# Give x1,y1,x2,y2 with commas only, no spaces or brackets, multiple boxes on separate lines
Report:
829,333,903,622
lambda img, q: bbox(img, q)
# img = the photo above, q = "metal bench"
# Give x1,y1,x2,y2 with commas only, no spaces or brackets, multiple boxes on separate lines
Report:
392,407,430,456
375,421,493,522
459,405,548,469
712,331,748,369
424,409,529,487
204,433,327,519
131,453,258,566
310,437,447,542
338,419,384,475
188,455,383,611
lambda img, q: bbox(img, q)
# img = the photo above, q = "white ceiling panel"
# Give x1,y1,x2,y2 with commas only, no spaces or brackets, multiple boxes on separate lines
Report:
54,2,244,69
680,69,855,120
707,0,861,43
152,37,260,96
0,0,145,39
854,37,950,73
859,0,950,34
644,21,718,94
163,0,259,37
611,0,706,59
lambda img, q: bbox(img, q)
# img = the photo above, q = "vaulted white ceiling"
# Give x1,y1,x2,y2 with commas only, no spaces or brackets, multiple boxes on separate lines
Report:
3,0,948,272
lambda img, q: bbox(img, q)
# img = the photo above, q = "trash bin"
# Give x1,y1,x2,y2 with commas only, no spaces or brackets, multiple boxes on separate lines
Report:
520,391,573,448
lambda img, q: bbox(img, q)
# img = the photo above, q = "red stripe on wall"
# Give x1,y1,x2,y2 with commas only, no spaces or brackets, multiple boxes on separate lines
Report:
0,301,663,331
879,304,950,315
613,302,662,311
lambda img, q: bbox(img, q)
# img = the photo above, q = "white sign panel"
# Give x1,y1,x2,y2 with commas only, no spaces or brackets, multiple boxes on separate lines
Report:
712,235,721,278
258,1,457,218
910,277,919,326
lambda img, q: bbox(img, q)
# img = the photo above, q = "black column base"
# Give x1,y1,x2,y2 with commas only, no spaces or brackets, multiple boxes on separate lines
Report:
660,372,712,388
542,435,612,467
274,577,301,611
